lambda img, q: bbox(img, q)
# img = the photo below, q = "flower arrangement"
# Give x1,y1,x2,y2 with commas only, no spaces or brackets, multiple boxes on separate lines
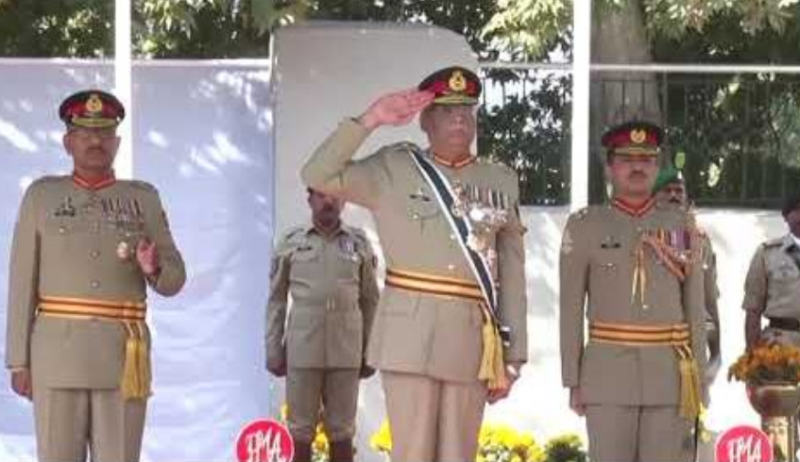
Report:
728,342,800,385
369,419,586,462
476,423,543,462
279,404,330,462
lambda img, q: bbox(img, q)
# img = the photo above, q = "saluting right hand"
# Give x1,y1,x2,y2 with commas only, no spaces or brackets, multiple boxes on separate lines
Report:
11,369,32,400
357,89,435,131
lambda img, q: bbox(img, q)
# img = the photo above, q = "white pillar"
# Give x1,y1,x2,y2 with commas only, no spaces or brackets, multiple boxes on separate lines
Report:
114,0,133,179
570,0,592,209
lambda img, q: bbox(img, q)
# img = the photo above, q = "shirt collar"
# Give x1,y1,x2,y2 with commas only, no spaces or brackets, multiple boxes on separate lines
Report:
72,171,116,191
611,197,656,218
430,151,475,169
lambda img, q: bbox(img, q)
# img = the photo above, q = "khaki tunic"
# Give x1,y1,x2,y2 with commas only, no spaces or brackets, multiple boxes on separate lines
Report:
300,119,528,381
559,202,707,405
6,175,186,386
5,175,185,462
743,234,800,345
266,224,380,369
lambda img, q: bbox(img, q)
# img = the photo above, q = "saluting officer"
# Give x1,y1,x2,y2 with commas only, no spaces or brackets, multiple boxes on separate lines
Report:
5,90,186,462
301,66,528,461
266,188,379,462
560,121,707,462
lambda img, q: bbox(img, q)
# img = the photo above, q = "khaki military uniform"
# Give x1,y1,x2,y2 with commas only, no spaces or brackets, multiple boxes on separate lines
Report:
301,119,528,462
559,199,707,462
743,234,800,346
5,175,186,462
266,224,379,443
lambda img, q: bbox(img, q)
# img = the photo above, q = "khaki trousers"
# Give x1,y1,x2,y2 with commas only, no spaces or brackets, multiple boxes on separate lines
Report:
286,368,360,442
33,382,147,462
381,371,487,462
585,404,695,462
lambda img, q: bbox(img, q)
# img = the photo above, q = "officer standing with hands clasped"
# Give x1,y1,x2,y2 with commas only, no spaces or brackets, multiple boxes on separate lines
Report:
266,188,379,462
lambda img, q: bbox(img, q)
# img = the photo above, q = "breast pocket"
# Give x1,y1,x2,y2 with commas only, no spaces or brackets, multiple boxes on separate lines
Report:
771,261,800,283
290,246,321,282
591,248,625,279
336,248,362,283
42,215,87,246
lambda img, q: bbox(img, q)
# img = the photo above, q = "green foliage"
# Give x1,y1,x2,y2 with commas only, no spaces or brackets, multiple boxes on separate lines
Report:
542,433,587,462
478,68,572,204
0,0,112,57
4,0,800,206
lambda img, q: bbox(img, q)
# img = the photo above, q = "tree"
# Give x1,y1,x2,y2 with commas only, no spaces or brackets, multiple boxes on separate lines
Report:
3,0,800,205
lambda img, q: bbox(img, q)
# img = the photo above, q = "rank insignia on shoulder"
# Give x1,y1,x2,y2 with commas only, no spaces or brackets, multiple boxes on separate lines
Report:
561,229,574,255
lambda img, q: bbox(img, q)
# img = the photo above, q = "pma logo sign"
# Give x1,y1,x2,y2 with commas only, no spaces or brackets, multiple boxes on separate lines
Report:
715,425,773,462
236,419,295,462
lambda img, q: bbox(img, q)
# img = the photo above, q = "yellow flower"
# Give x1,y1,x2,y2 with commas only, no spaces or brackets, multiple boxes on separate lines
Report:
370,420,392,454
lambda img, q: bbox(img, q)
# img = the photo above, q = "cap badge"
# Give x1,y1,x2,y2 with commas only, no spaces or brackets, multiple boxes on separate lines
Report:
86,93,104,114
630,129,646,144
448,70,467,92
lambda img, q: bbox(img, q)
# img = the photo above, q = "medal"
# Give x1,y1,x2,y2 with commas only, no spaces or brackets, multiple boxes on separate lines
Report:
117,241,131,260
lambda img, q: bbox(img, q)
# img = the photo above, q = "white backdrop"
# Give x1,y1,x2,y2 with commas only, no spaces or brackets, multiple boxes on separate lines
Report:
0,25,786,462
0,60,275,462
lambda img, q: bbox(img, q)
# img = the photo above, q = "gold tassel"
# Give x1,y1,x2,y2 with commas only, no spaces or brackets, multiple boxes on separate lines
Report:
631,241,647,306
477,306,508,391
676,344,702,420
121,321,151,400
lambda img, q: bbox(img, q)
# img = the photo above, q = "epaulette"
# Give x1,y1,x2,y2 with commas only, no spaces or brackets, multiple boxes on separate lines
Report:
345,226,368,242
385,141,422,155
764,237,785,249
571,206,592,220
130,179,157,190
274,226,307,255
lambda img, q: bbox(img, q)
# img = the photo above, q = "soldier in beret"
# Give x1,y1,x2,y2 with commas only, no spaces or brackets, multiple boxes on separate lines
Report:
301,66,528,461
266,188,379,462
743,192,800,350
5,89,186,462
560,121,707,461
652,165,722,388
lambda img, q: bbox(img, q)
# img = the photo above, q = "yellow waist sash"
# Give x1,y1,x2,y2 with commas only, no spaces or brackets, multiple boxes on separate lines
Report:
589,321,702,420
37,295,151,400
385,268,507,390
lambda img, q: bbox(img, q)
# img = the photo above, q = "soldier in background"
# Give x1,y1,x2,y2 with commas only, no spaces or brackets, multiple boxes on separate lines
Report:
5,89,186,462
560,121,707,462
653,164,722,386
743,192,800,350
266,188,379,462
301,66,528,461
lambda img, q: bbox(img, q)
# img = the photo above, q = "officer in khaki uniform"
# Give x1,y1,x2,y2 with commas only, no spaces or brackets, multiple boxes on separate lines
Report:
301,66,528,462
5,90,186,462
743,193,800,349
560,121,707,462
653,165,722,385
266,188,379,462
